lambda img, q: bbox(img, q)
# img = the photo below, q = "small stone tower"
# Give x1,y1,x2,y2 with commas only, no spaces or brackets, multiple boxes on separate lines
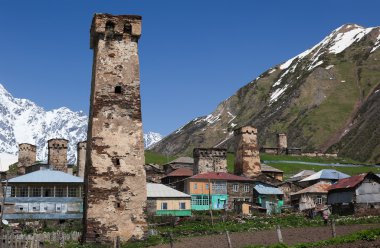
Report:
193,148,227,174
83,14,146,243
18,143,37,175
48,139,68,172
234,126,261,177
277,133,287,150
76,141,87,178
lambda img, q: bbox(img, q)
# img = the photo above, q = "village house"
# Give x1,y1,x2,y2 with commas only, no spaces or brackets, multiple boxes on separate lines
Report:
299,169,349,187
145,164,166,183
327,172,380,215
161,167,193,192
146,183,191,217
277,181,304,205
261,164,284,181
184,172,254,211
290,182,331,211
1,169,83,220
253,182,284,214
162,157,194,174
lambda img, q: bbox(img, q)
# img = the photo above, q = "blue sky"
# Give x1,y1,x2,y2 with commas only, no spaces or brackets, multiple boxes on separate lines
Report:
0,0,379,135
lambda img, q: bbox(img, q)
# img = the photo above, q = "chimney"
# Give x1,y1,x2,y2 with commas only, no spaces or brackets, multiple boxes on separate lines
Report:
234,126,261,177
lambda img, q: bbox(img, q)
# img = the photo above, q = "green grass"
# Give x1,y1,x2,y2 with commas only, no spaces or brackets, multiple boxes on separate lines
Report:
144,150,176,165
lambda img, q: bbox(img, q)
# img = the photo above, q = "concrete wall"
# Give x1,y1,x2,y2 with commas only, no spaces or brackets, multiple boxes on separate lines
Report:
83,14,146,243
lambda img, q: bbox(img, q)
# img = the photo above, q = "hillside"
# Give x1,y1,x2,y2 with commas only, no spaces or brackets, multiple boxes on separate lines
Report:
152,24,380,163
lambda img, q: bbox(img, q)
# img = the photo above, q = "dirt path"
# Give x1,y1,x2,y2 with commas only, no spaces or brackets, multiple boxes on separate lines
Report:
153,224,380,248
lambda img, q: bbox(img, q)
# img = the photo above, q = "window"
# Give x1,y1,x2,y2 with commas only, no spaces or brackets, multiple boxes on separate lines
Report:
30,187,41,197
232,184,239,192
161,202,168,210
191,195,210,206
68,187,79,197
244,184,250,192
179,202,186,210
212,181,227,194
124,22,132,34
16,187,28,197
316,196,323,205
194,183,197,190
55,187,66,197
11,187,15,197
115,86,122,94
205,183,209,190
44,187,54,197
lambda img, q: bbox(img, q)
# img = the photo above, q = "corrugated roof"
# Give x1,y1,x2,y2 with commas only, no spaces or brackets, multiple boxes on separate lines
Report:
261,164,283,173
147,183,191,198
168,157,194,164
254,183,283,195
300,169,349,182
189,172,253,181
291,182,331,195
328,173,367,191
7,169,83,183
167,168,193,177
290,170,316,179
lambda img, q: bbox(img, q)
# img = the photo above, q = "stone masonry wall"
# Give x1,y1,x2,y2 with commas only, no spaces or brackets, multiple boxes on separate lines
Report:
18,143,36,175
48,139,68,172
234,126,261,177
277,133,287,150
83,14,147,244
77,141,87,178
193,148,227,174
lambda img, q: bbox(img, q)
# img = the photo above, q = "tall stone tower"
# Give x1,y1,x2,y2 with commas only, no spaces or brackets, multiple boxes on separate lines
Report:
234,126,261,177
193,148,227,174
18,143,37,175
277,133,287,150
48,139,68,172
83,14,146,243
76,141,87,178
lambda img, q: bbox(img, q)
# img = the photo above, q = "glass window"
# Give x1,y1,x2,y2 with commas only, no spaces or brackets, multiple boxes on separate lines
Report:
11,187,15,197
179,202,186,210
68,187,79,197
194,183,197,190
43,187,54,197
233,184,239,192
316,196,323,205
205,183,209,190
16,187,28,197
244,184,250,192
161,202,168,210
212,181,227,194
30,187,41,197
55,187,67,197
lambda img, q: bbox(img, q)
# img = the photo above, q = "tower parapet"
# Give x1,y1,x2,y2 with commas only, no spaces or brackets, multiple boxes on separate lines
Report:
193,148,227,174
18,143,37,175
48,138,68,172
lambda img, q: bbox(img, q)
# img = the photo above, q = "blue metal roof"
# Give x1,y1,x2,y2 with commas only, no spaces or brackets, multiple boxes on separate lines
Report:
254,183,283,195
7,169,83,183
300,169,349,182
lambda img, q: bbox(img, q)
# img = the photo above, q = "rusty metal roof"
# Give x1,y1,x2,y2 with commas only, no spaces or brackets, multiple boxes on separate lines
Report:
291,182,331,195
166,168,193,177
328,173,368,191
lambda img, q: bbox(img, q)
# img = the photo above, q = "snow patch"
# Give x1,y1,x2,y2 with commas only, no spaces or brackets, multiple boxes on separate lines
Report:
270,84,289,104
268,68,276,74
325,65,335,70
370,33,380,53
329,27,373,54
308,60,324,71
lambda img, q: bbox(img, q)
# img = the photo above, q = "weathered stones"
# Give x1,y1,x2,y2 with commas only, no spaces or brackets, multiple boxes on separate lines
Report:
17,143,36,175
277,133,287,150
82,14,146,244
48,139,68,172
193,148,227,174
76,141,87,178
234,126,261,177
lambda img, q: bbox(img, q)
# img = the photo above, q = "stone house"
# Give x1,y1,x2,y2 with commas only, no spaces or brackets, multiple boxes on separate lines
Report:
328,172,380,215
261,164,284,181
163,157,194,174
290,182,331,211
146,183,191,217
161,167,193,192
145,164,166,183
277,181,304,205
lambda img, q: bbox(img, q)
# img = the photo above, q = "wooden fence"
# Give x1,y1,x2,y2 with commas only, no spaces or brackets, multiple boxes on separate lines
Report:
0,231,81,248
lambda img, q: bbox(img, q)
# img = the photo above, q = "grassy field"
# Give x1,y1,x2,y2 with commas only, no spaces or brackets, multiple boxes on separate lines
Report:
146,150,380,179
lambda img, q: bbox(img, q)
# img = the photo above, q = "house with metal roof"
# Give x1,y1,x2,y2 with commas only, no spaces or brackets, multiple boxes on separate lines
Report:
261,164,284,181
162,157,194,174
290,182,331,211
161,167,193,192
1,169,83,220
299,169,349,186
147,183,191,217
253,182,284,214
327,172,380,215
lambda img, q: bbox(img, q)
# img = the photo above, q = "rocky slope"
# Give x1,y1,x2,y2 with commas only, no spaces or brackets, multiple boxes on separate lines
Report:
152,24,380,164
0,84,162,166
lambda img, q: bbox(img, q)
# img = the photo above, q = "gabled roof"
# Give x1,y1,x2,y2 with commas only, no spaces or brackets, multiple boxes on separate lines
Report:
188,172,253,181
254,183,283,195
328,173,369,191
167,157,194,164
290,170,316,179
300,169,349,182
166,168,193,177
261,164,283,173
7,169,83,183
291,182,331,195
147,183,191,198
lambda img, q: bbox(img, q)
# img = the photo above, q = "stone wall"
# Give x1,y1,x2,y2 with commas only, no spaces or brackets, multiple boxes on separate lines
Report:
18,143,37,175
193,148,227,174
48,139,68,172
277,133,287,150
77,141,87,178
83,14,146,244
234,126,261,177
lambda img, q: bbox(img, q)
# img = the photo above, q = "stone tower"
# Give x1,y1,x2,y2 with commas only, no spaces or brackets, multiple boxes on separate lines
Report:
83,14,146,243
234,126,261,177
277,133,287,150
193,148,227,174
77,141,87,178
48,139,68,172
18,143,37,175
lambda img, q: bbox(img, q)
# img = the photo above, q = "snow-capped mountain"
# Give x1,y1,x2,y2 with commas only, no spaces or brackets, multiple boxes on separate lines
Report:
144,132,163,148
0,83,163,167
153,24,380,163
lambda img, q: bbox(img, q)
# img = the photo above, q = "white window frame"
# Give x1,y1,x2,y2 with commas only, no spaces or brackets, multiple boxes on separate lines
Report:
179,202,186,210
233,184,239,192
244,184,250,192
161,202,168,210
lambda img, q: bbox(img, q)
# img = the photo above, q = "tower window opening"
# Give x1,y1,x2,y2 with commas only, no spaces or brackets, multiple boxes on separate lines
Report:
115,158,120,165
124,22,132,34
105,21,115,32
115,86,122,94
